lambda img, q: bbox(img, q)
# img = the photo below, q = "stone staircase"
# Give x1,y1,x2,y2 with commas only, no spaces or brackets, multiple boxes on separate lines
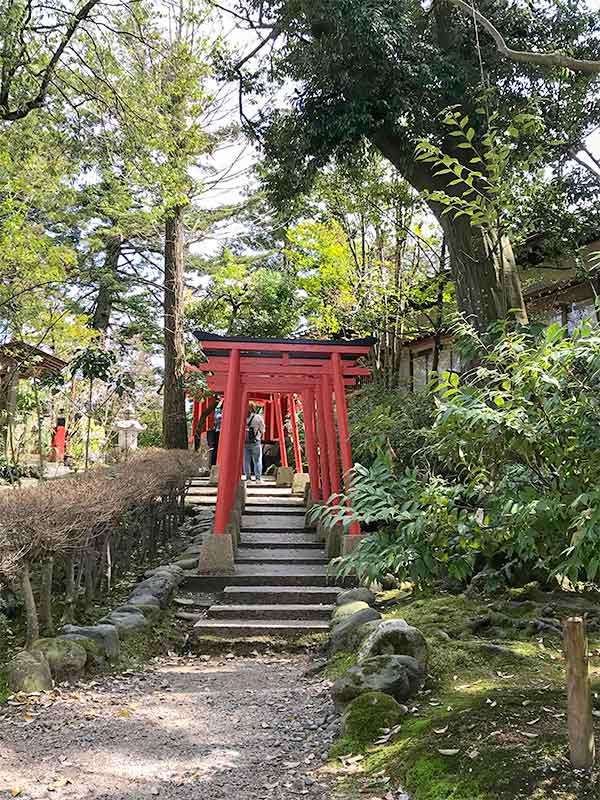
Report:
181,476,343,641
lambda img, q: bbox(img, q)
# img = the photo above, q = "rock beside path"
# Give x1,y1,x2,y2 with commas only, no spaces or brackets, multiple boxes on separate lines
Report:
100,608,149,636
332,654,422,708
31,637,87,682
330,607,382,655
336,588,376,607
341,690,406,743
6,649,52,692
358,618,429,672
59,623,120,660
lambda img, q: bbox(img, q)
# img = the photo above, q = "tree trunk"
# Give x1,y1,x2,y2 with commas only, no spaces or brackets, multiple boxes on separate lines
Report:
62,554,76,624
163,206,188,449
39,556,54,635
20,561,39,646
92,235,122,334
371,131,528,333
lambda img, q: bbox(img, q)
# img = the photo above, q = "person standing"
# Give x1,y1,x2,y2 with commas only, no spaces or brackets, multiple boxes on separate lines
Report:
208,400,223,467
244,404,265,481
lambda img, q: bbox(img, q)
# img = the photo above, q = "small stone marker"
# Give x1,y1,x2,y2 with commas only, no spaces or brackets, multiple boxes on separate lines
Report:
563,616,595,769
276,466,294,487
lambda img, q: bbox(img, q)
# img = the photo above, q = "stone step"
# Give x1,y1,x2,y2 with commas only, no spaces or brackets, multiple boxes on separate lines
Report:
243,497,305,507
235,548,327,565
223,585,342,604
187,496,305,508
241,532,322,549
183,564,345,592
242,514,306,530
193,618,329,637
245,506,305,516
209,603,334,620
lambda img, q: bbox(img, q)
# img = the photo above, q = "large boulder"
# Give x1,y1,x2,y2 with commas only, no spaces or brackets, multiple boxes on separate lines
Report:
341,691,406,745
113,602,160,622
330,608,382,655
331,601,370,623
143,564,186,580
58,634,105,671
332,654,422,709
125,593,160,610
129,572,180,608
348,620,383,652
358,619,428,672
59,624,120,660
7,649,52,692
31,638,87,682
100,609,149,636
336,588,376,607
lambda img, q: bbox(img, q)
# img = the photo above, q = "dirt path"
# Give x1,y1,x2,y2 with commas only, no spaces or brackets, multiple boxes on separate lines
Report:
1,654,341,800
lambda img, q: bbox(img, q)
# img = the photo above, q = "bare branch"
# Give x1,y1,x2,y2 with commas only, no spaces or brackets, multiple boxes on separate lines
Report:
449,0,600,75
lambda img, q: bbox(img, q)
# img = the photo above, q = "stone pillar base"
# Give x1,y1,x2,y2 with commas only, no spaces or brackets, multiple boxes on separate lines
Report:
198,534,235,574
276,466,294,487
208,465,220,486
291,473,310,496
316,520,326,543
237,481,247,513
326,522,343,558
342,534,365,556
227,506,242,548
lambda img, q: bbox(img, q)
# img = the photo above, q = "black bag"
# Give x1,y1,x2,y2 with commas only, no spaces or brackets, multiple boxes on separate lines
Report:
246,414,257,444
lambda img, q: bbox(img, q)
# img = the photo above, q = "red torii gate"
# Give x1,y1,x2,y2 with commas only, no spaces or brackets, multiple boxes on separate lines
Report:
191,332,374,569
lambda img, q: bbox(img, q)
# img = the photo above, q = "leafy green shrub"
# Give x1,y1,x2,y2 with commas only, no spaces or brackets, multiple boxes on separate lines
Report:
328,322,600,589
348,382,435,468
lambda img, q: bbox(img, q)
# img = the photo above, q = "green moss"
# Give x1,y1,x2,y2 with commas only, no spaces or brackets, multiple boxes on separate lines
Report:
326,651,357,680
346,691,404,740
406,755,492,800
0,670,10,704
328,591,600,800
333,601,370,621
117,612,183,670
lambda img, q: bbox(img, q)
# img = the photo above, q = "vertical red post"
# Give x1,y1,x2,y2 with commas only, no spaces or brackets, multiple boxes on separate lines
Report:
264,399,272,442
190,398,202,446
268,395,277,441
332,353,360,534
213,349,241,535
320,376,341,496
235,389,249,480
289,393,303,473
302,387,320,501
315,384,331,501
332,354,353,480
274,392,288,468
50,414,66,463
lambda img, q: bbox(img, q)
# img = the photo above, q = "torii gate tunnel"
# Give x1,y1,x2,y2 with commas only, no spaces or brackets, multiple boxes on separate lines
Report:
190,332,374,542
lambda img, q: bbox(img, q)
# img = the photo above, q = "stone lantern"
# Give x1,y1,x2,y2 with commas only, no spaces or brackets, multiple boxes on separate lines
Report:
113,406,146,453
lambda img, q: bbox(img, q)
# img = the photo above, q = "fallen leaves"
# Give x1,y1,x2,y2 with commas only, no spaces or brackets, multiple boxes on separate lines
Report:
373,724,403,746
438,748,460,756
47,777,71,792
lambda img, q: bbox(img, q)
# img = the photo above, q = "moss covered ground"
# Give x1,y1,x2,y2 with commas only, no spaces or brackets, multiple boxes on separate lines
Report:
329,591,600,800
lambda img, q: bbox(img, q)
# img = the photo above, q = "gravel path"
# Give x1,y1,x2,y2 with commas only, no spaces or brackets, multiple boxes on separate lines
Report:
1,654,342,800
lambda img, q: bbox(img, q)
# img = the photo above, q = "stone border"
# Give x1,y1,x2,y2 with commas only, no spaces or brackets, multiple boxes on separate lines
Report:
5,506,215,692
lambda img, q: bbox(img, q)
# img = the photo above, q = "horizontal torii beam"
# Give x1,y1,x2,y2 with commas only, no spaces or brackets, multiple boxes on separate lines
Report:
190,360,370,376
205,377,357,392
197,340,373,356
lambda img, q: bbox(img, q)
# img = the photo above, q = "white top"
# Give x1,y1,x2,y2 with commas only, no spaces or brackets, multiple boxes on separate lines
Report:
248,413,265,441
